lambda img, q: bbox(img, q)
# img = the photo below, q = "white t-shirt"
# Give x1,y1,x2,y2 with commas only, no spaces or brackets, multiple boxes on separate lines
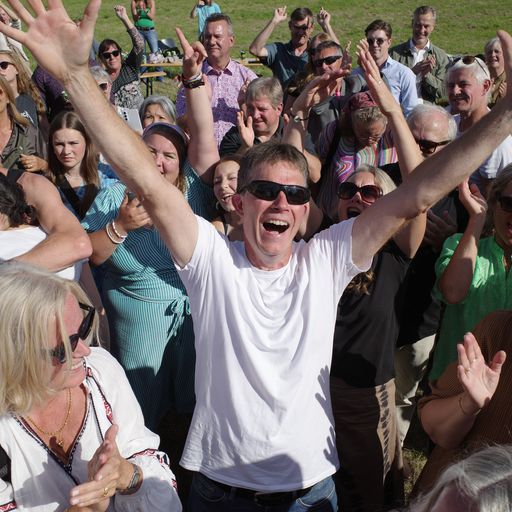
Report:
0,227,83,280
453,112,512,188
177,216,369,491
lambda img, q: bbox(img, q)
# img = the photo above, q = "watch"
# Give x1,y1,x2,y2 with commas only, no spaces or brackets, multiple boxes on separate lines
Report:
292,113,309,123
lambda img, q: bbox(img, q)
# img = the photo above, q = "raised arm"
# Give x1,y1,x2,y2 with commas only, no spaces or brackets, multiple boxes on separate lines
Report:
0,0,197,268
358,39,425,258
177,27,218,182
316,8,339,44
437,180,487,304
249,6,287,58
420,332,506,449
15,172,91,270
348,31,512,269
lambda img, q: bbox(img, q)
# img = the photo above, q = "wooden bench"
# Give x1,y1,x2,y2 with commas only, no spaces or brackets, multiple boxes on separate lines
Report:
140,71,167,96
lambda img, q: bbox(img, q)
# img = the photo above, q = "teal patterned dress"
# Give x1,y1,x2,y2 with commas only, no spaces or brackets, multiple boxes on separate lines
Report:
82,160,214,429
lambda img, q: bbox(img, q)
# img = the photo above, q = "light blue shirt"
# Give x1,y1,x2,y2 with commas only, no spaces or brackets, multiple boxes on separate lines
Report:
353,56,419,116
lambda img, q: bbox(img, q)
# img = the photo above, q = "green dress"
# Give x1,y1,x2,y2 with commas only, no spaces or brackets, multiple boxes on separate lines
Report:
82,160,214,429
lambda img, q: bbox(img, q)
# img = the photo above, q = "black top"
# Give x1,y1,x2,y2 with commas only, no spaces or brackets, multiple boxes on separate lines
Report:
331,239,410,387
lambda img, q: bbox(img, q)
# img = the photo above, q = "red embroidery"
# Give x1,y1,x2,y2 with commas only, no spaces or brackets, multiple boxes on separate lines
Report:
0,501,17,511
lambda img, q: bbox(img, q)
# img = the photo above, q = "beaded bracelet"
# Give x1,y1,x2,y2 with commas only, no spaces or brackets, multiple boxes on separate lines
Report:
105,222,125,244
458,394,481,417
111,220,127,241
181,72,202,85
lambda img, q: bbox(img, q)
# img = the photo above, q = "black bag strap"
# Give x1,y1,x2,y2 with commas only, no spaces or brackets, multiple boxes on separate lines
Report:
0,444,11,483
317,122,342,191
56,175,98,220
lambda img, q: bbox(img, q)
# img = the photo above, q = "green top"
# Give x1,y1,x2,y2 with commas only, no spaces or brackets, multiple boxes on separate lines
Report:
135,7,154,29
430,234,512,381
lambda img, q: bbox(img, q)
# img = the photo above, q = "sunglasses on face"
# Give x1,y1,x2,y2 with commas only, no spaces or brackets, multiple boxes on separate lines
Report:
49,303,95,364
102,50,121,60
498,195,512,213
337,182,383,203
240,180,311,205
291,23,310,31
367,37,388,46
415,138,451,154
0,61,14,70
313,55,342,68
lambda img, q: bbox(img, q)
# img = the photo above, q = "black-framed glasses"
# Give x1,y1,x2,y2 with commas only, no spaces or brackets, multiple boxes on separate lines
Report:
367,37,388,46
498,195,512,213
313,55,341,68
415,138,451,155
49,303,95,364
337,182,383,203
102,50,121,60
451,55,488,76
0,61,14,70
240,180,311,205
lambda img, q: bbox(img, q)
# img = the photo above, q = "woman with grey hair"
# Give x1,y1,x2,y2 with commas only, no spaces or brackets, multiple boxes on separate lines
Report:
485,37,507,108
139,94,177,127
0,262,182,511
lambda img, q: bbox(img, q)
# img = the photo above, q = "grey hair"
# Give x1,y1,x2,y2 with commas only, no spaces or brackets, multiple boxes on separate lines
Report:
349,164,396,196
413,6,437,22
408,444,512,512
89,65,111,84
447,56,491,85
484,37,501,56
246,77,283,109
407,104,458,141
139,95,177,124
203,13,234,37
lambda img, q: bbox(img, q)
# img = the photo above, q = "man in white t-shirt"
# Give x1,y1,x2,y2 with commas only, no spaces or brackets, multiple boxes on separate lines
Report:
8,4,512,510
447,55,512,196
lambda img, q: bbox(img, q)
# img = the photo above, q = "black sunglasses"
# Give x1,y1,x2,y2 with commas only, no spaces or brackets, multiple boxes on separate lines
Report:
498,195,512,213
415,138,451,154
337,182,383,203
313,55,341,68
451,55,488,75
240,180,311,205
367,37,388,46
0,61,14,70
49,303,95,364
102,50,121,60
291,23,310,31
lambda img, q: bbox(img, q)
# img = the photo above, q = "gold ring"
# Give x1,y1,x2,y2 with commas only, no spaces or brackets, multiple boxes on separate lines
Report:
103,486,109,497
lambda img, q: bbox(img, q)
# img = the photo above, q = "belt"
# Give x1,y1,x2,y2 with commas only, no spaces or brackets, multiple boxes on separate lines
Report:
213,479,312,505
137,26,154,31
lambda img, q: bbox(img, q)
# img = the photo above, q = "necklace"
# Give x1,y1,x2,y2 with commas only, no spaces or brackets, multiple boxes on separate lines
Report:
26,388,72,448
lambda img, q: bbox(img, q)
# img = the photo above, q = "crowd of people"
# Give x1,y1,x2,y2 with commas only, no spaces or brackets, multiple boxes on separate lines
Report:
0,1,511,511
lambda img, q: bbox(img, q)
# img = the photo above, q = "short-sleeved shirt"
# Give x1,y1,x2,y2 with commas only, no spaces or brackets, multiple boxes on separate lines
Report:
196,2,221,36
263,41,308,88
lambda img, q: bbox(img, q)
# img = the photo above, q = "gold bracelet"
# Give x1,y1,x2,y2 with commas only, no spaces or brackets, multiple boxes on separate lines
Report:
458,394,481,417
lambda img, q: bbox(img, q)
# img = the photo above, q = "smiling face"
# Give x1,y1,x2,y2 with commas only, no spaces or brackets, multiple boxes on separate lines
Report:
493,180,512,252
214,159,239,212
409,111,451,158
289,17,313,49
246,95,282,138
233,161,309,270
366,29,391,67
142,103,173,128
0,53,17,89
352,115,387,148
447,67,490,115
485,41,504,77
313,47,342,76
203,20,234,67
412,13,435,48
52,128,87,173
144,132,181,184
337,171,379,221
101,44,122,73
47,294,91,391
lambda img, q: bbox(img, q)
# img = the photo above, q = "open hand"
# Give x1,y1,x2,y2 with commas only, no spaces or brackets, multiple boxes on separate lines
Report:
237,110,254,149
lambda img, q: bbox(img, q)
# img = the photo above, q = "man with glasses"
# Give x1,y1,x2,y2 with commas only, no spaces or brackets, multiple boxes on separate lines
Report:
249,6,314,88
353,19,419,115
390,6,450,104
447,56,512,196
7,2,512,509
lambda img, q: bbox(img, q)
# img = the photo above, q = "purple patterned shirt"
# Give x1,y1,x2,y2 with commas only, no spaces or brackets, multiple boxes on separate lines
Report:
176,59,257,146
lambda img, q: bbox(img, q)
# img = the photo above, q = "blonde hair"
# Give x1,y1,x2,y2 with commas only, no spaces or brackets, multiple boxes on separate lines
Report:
0,262,97,415
0,74,28,127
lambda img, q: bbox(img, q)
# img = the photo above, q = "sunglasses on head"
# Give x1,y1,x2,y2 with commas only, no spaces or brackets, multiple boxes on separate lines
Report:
498,195,512,213
0,61,14,70
313,55,341,68
240,180,311,205
415,138,451,154
49,303,95,364
337,182,383,203
102,49,121,60
367,37,387,46
451,55,488,75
